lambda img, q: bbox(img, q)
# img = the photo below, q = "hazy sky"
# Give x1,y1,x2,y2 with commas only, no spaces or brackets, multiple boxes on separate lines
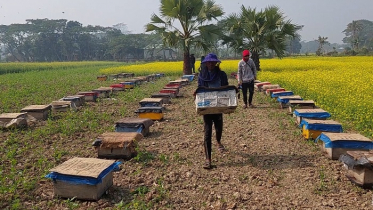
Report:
1,0,373,44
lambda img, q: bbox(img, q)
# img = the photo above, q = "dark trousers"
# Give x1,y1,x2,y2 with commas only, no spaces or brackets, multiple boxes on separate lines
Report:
242,81,255,105
203,114,223,160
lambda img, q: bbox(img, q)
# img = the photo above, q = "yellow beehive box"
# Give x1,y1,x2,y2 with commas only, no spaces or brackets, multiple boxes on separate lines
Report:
135,107,164,121
300,119,343,139
45,158,120,200
316,133,373,160
97,75,107,81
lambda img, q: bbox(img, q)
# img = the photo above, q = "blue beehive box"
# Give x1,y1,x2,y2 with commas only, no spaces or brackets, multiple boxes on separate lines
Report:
115,117,154,137
45,158,121,200
293,108,331,124
271,91,294,98
316,133,373,160
277,95,302,108
181,75,195,82
300,119,343,139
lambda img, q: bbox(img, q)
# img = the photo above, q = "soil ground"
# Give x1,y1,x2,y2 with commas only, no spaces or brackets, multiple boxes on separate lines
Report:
4,77,373,209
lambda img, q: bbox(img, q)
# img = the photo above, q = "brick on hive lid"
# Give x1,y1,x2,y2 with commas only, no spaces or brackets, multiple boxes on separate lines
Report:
115,117,154,136
293,108,331,124
94,132,143,159
21,105,51,120
300,119,343,139
0,113,27,129
339,150,373,187
45,157,119,200
316,132,373,160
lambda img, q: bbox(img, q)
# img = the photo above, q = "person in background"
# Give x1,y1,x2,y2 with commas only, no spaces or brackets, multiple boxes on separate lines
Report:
197,55,205,72
190,54,196,73
197,53,228,169
237,50,257,109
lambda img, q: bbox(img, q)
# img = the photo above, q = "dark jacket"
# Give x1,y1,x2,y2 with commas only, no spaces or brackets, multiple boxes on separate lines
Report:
198,66,228,88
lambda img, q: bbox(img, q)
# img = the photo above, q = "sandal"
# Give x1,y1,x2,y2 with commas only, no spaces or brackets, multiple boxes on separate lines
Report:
203,161,212,169
218,144,226,153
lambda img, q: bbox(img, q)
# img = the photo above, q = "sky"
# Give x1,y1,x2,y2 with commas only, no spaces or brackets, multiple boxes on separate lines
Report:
1,0,373,44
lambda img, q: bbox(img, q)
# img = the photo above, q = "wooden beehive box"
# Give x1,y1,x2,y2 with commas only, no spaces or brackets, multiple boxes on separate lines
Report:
266,88,286,95
95,132,143,159
67,95,86,106
293,108,331,124
92,87,112,98
316,133,373,160
76,91,98,102
151,93,172,104
271,91,294,99
288,100,316,112
171,79,189,87
300,119,343,139
21,105,51,120
139,98,163,108
254,82,271,92
0,113,27,129
135,107,164,121
110,84,125,92
340,151,373,187
277,95,302,108
159,89,178,98
51,101,74,112
181,75,195,82
165,83,181,89
60,96,83,108
261,84,280,92
195,86,238,115
97,75,107,81
128,79,141,86
120,81,135,89
115,118,154,137
45,157,120,200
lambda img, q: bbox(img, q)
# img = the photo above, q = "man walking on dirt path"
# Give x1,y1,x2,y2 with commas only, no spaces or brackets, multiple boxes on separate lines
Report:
237,50,257,109
197,53,228,170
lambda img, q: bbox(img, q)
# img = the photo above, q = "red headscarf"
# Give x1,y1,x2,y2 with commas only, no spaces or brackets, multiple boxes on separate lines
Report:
242,50,250,61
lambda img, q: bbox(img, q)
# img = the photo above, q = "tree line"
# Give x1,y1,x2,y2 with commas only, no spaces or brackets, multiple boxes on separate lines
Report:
1,0,372,74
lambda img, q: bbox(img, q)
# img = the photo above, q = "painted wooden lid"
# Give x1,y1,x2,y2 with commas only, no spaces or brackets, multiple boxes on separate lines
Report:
49,157,115,178
302,119,341,125
0,113,26,119
295,108,327,113
278,95,302,100
21,105,51,111
322,132,372,142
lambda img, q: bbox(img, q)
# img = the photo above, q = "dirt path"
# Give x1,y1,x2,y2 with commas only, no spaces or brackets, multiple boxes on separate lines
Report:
38,78,372,209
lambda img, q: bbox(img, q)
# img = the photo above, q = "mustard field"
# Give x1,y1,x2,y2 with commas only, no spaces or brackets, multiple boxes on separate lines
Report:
100,56,373,138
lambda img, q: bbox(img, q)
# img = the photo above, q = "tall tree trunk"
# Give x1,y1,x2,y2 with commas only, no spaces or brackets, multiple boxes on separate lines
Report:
252,51,261,70
183,52,192,75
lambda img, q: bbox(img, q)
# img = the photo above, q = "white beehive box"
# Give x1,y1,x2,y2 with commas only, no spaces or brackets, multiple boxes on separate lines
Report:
195,86,237,115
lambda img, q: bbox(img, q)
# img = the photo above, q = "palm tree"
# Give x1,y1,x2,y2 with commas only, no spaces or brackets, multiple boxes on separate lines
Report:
220,5,301,70
315,36,329,56
145,0,224,75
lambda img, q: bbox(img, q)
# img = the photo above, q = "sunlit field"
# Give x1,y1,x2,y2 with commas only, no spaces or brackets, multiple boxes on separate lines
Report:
101,56,373,138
